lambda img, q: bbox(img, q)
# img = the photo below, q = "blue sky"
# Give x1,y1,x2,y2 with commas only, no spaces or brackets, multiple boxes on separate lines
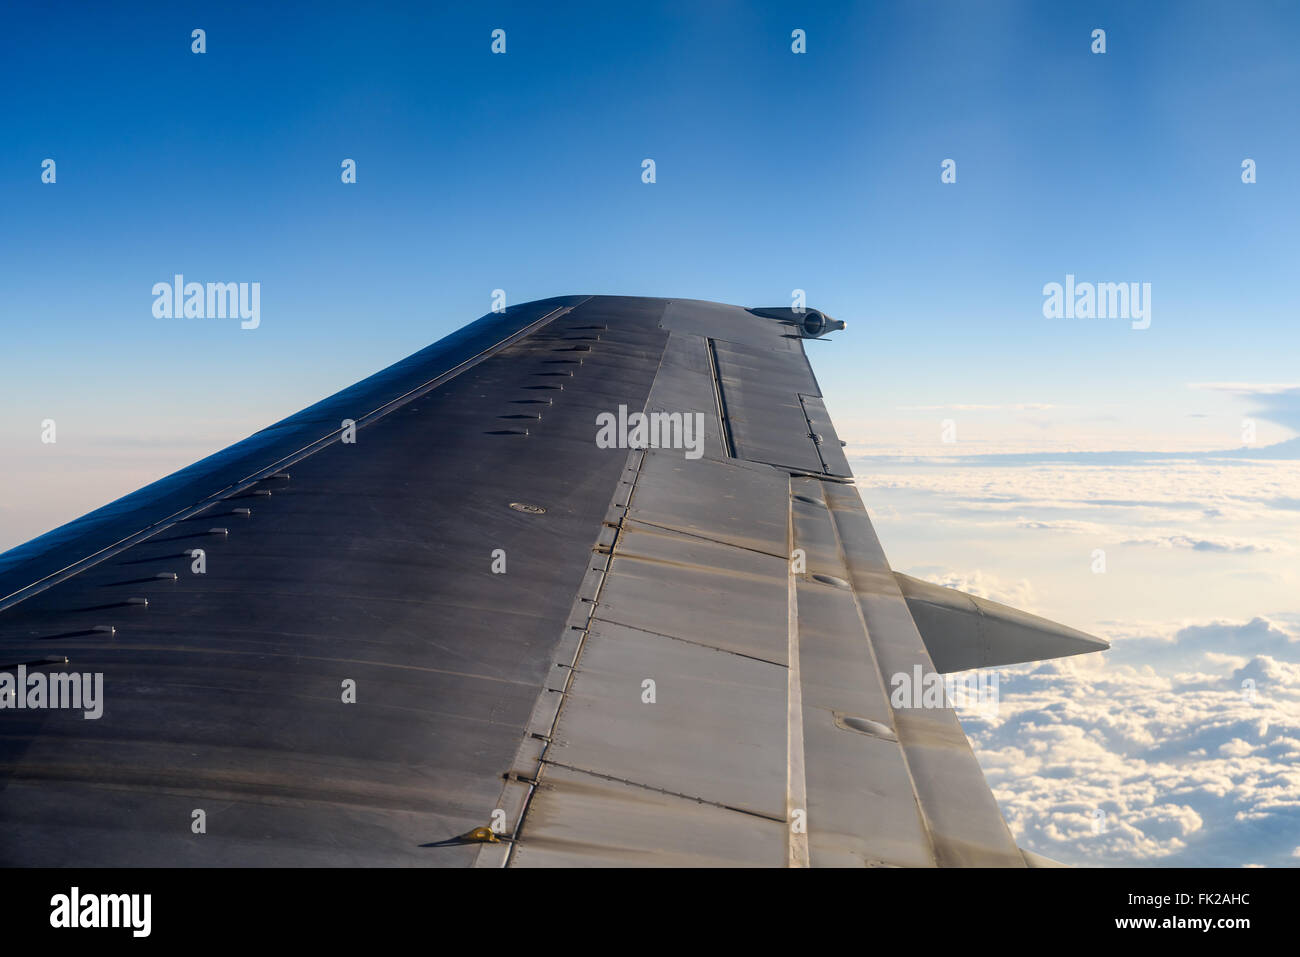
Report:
3,2,1300,865
4,0,1298,431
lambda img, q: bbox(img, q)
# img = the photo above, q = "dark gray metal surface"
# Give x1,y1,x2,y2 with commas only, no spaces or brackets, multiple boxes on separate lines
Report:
0,297,668,864
0,295,1104,867
0,296,591,611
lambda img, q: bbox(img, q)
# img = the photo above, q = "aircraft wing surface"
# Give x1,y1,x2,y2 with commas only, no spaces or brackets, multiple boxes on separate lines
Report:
0,295,1106,866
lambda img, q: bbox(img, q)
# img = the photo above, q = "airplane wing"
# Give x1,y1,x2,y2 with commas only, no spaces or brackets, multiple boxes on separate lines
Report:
0,295,1107,867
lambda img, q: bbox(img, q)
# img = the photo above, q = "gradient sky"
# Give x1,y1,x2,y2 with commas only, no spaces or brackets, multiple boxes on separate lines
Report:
3,2,1300,865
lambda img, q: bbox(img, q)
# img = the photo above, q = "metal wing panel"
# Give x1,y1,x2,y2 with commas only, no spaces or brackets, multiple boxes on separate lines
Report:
0,296,592,611
0,297,671,865
496,309,1027,868
821,481,1026,866
712,339,851,478
504,764,786,867
497,447,797,867
545,616,789,818
788,479,937,867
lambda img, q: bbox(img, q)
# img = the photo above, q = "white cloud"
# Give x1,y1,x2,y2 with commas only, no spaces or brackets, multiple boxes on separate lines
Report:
1188,383,1300,395
955,620,1300,866
895,403,1057,411
907,567,1038,611
856,459,1300,556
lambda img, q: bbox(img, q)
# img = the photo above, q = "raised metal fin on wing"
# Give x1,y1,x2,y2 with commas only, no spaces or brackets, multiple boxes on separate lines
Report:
894,572,1109,673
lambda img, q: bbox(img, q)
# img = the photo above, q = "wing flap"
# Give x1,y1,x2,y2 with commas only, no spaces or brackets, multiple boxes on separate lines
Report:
821,481,1027,867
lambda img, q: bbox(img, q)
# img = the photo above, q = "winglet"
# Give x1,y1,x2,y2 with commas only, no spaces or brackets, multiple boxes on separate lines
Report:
895,573,1110,673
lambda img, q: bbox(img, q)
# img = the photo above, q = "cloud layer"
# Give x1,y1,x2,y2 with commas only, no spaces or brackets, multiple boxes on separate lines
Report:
957,620,1300,866
855,443,1300,866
